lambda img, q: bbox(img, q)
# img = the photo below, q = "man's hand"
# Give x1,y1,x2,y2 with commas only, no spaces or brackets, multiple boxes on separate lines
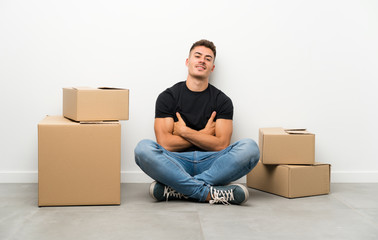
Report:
174,111,217,137
200,111,216,136
173,112,187,136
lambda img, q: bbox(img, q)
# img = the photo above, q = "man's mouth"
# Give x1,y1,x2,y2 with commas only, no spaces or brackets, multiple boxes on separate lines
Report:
196,65,206,70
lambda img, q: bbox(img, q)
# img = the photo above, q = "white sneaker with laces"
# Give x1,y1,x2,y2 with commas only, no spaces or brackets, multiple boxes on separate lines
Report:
149,181,188,201
209,184,249,205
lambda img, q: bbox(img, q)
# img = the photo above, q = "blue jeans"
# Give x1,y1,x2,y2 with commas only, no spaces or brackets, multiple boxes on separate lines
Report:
134,138,260,202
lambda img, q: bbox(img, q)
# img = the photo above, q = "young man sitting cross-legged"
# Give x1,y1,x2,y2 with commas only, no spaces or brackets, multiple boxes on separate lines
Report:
134,39,260,205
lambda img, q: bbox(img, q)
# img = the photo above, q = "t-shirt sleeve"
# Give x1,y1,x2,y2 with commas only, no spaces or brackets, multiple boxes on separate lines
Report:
155,90,175,119
216,94,233,120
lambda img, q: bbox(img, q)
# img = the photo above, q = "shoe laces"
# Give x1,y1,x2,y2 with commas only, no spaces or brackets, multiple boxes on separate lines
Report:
163,186,187,201
209,187,234,205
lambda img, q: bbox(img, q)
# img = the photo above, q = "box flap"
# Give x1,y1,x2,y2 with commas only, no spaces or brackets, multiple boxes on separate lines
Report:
284,129,312,134
98,87,127,90
39,116,120,125
79,120,119,124
260,127,313,135
66,87,128,91
280,163,330,168
314,162,331,166
284,128,306,131
39,116,77,125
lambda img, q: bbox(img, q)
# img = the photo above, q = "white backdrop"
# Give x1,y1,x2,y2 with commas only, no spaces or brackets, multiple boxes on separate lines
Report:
1,0,377,183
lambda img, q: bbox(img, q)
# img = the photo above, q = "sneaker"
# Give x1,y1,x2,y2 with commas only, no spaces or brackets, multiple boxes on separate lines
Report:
209,184,249,205
149,181,188,201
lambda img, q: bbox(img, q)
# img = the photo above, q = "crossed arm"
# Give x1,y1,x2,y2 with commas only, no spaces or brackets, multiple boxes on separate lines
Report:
154,111,233,152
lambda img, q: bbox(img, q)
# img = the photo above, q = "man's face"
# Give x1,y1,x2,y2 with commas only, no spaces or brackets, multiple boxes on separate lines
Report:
186,46,215,80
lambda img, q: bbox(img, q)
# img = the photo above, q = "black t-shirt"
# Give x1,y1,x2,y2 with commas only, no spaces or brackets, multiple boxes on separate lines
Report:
155,81,233,151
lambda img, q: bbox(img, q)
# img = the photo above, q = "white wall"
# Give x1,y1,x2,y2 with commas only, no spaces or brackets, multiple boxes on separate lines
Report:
1,0,377,183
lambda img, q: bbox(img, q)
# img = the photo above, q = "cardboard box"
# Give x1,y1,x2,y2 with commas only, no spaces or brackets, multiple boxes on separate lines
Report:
63,87,129,122
259,127,315,164
247,161,330,198
38,116,121,206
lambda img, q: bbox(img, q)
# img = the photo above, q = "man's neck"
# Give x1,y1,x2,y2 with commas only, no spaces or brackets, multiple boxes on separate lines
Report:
186,76,209,92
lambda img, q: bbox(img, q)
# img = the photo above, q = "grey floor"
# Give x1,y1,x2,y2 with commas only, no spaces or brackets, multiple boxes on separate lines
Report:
1,183,378,240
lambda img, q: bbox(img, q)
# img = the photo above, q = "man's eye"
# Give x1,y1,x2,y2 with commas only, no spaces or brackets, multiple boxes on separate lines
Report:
206,58,211,61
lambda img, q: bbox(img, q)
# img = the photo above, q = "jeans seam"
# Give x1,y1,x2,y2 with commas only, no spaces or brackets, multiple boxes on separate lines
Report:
162,151,206,186
196,146,231,163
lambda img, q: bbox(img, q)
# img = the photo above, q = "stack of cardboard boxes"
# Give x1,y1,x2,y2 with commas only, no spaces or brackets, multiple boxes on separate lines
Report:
247,128,330,198
38,87,129,206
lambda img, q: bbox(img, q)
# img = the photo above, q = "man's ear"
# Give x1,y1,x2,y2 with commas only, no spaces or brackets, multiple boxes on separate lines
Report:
211,64,215,72
185,58,189,66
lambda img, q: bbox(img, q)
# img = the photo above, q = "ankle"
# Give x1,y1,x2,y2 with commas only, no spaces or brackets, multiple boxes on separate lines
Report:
206,192,211,202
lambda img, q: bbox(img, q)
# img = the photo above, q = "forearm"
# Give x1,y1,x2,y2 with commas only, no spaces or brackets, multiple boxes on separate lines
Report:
179,127,229,151
157,134,192,152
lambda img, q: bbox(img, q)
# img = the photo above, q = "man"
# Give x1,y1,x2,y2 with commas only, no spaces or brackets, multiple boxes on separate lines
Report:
135,39,259,205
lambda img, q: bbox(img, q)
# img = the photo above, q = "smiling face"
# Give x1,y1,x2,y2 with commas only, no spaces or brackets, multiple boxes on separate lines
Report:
186,46,215,81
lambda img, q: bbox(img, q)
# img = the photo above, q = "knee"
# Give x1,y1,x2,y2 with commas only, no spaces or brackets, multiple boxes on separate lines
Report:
134,139,158,165
135,139,153,155
236,138,260,170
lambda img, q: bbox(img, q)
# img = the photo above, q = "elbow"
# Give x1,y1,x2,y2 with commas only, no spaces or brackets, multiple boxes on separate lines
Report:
156,139,168,150
216,146,228,151
213,147,225,151
156,139,176,152
161,144,175,152
213,142,230,151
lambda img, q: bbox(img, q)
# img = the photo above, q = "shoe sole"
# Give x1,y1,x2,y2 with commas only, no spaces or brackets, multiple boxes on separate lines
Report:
149,181,158,201
228,183,249,204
